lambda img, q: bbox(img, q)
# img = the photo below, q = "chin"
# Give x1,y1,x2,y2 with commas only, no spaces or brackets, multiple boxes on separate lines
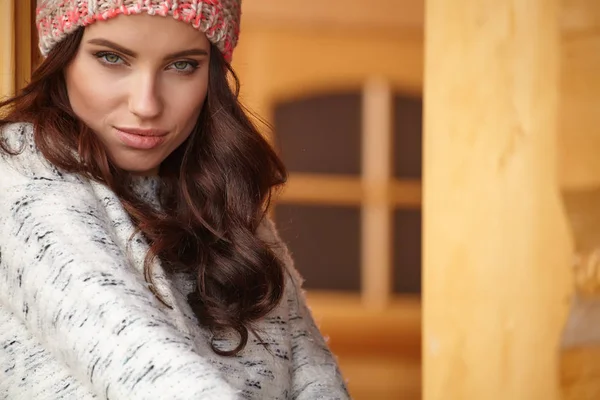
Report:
113,160,160,176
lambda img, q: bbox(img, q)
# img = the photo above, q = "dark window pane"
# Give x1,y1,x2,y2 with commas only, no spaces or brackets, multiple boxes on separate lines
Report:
273,92,362,175
393,209,421,294
273,204,361,292
394,95,422,179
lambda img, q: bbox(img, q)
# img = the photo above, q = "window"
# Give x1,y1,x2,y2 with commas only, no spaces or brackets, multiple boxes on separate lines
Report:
272,81,423,304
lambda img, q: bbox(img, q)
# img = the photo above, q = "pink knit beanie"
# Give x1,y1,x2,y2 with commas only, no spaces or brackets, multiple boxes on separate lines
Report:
36,0,242,61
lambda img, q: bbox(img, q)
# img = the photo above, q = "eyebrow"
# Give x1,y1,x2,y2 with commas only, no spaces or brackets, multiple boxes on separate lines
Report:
87,38,209,59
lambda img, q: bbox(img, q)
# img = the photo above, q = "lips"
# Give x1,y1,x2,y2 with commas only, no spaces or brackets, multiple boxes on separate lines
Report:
114,127,168,150
115,127,169,137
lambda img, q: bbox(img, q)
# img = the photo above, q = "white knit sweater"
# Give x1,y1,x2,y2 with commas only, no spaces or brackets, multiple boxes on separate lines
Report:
0,122,350,400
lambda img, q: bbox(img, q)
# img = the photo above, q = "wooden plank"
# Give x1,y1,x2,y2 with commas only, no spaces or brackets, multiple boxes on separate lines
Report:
232,27,424,117
306,291,421,359
276,173,421,207
361,78,393,310
242,0,424,32
561,346,600,400
339,356,421,400
561,0,600,34
390,179,422,208
278,173,362,206
559,1,600,190
306,291,421,399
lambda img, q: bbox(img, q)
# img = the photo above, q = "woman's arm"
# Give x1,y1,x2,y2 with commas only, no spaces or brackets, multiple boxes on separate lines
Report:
0,305,98,399
0,123,239,400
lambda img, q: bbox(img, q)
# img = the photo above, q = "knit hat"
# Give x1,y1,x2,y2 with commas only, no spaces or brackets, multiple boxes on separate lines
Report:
36,0,242,61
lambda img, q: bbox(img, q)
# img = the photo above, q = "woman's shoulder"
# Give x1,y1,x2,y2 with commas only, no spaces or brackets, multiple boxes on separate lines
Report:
1,121,36,151
0,122,81,186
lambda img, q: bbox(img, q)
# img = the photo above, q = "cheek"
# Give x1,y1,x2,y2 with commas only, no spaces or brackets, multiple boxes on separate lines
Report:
65,59,120,125
164,79,208,135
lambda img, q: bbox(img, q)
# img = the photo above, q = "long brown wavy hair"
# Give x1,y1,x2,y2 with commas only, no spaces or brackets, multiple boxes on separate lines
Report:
0,28,288,356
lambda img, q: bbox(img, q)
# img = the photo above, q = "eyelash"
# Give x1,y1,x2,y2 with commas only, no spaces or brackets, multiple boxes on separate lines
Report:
93,51,200,74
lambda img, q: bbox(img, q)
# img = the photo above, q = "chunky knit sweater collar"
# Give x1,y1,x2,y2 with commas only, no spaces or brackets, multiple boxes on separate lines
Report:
0,122,350,400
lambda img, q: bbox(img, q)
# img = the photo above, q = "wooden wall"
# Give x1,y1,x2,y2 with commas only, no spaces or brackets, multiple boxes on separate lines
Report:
0,0,35,99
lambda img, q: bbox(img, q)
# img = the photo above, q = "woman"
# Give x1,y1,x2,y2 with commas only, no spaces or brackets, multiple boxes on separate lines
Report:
0,1,350,399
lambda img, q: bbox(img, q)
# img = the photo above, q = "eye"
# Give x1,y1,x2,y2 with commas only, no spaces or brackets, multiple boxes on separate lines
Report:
95,51,124,65
169,60,199,74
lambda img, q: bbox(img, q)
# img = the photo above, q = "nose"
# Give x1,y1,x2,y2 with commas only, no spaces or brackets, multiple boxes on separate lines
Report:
128,71,163,120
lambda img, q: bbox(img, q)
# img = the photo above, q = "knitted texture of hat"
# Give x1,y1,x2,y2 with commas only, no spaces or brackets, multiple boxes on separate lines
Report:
36,0,241,61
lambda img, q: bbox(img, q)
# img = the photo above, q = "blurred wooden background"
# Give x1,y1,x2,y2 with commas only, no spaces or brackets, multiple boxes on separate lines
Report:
232,1,424,398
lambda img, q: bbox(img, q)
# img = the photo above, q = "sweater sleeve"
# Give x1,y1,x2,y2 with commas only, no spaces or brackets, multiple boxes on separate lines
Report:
0,123,239,400
259,218,352,400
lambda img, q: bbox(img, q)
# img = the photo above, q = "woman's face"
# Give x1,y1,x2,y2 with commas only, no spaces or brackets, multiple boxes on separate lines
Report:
64,14,211,176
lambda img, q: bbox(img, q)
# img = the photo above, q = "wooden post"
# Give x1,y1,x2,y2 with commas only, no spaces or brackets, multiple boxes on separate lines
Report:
423,1,571,399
